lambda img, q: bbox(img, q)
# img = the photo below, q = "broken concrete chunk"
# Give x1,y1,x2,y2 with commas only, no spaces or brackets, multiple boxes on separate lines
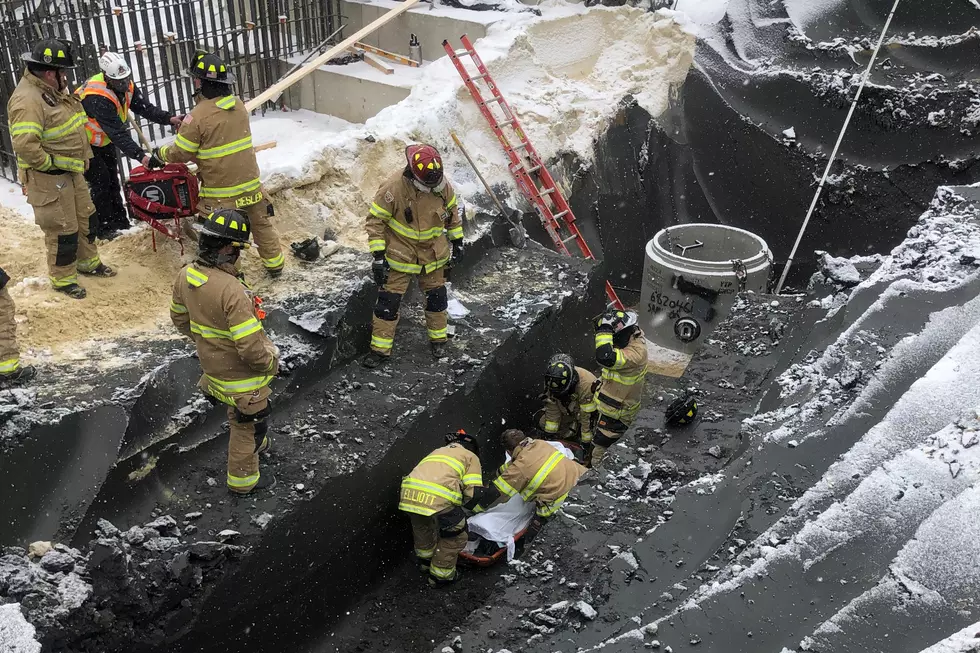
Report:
27,541,53,559
96,519,120,537
574,601,597,620
145,515,179,535
189,541,240,561
184,512,204,521
39,551,76,574
251,512,274,530
217,530,241,542
707,446,723,459
141,537,182,553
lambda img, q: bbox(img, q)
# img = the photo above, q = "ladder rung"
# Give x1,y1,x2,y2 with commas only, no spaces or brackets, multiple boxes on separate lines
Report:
481,96,505,105
455,49,472,57
553,210,569,220
471,73,489,80
512,142,528,149
539,187,555,195
526,164,541,173
561,234,579,244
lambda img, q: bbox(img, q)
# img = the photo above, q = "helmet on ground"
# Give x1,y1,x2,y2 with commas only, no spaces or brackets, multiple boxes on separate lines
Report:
446,429,479,456
405,144,444,188
200,209,251,247
595,309,638,333
665,395,698,427
22,39,76,69
188,50,235,85
544,353,578,397
98,51,131,80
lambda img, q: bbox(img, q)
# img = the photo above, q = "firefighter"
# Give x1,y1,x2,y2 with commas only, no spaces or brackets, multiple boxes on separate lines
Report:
7,38,116,299
361,144,464,368
398,431,483,586
0,266,36,389
536,353,598,445
590,309,648,467
76,51,182,239
156,51,285,277
170,209,280,494
471,429,584,557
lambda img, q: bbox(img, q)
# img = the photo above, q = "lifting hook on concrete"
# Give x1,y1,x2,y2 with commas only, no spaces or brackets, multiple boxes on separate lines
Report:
674,240,703,257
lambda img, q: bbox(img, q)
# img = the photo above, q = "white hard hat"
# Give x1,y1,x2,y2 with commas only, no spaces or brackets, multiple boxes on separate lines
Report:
98,51,131,80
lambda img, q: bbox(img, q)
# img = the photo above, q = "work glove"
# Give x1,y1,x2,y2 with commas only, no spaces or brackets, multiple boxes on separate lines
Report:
450,239,465,266
595,315,616,334
372,251,389,287
141,152,165,170
151,147,168,167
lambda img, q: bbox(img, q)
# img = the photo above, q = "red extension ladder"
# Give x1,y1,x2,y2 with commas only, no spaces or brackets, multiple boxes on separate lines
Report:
442,35,624,310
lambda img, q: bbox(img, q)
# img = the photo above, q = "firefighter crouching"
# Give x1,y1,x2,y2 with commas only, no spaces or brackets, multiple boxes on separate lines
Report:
362,144,465,368
0,266,37,389
590,310,648,467
156,51,285,277
76,51,181,239
170,209,279,494
399,431,483,586
471,429,585,558
536,353,597,447
7,38,116,300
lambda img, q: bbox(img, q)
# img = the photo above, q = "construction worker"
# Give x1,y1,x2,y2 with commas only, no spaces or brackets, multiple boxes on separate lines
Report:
77,51,182,239
7,38,116,299
471,429,584,557
536,353,597,445
0,266,36,389
362,144,464,368
156,51,285,277
590,309,648,467
398,431,483,586
170,209,279,494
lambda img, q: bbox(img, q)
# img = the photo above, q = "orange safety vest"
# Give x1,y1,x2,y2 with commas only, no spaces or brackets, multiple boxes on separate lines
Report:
75,73,134,147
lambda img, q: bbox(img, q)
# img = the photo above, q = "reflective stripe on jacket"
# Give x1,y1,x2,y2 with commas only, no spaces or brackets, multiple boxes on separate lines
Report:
542,366,598,442
492,439,584,517
75,73,133,146
7,69,91,174
170,261,278,406
398,443,483,517
594,329,648,421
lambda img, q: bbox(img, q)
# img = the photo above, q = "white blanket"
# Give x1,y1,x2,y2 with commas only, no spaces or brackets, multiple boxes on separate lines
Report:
464,441,574,561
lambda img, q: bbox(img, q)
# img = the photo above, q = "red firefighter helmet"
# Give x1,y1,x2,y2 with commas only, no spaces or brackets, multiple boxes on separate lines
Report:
405,143,444,188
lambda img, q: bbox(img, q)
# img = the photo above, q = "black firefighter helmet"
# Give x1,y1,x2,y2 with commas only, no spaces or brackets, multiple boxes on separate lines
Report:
22,39,77,69
200,209,251,248
665,395,698,427
188,50,236,85
445,429,479,456
544,353,578,397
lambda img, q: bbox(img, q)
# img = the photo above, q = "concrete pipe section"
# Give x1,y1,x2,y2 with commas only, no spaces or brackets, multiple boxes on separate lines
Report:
640,224,771,357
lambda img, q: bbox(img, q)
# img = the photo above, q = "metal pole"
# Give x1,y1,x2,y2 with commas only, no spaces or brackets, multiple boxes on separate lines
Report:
774,0,902,294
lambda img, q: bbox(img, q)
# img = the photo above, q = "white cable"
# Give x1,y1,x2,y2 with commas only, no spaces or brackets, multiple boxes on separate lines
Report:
775,0,903,294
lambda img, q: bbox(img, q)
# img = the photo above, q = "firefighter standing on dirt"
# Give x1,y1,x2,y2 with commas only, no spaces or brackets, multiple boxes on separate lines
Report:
536,353,597,445
589,309,648,467
170,208,280,494
471,429,584,557
157,51,285,277
76,51,182,240
0,266,36,389
399,431,483,586
7,38,116,299
362,144,465,368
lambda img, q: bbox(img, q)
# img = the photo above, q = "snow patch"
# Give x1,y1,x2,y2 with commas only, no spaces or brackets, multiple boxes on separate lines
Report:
0,604,40,653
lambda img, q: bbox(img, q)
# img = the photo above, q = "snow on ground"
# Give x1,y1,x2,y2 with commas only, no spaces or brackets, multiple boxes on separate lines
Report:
672,0,730,25
916,623,980,653
0,604,41,653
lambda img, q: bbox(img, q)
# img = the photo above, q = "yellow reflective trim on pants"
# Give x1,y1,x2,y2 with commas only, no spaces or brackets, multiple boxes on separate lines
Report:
427,327,447,341
462,473,483,487
0,358,20,374
521,451,564,501
429,564,456,579
581,431,593,443
10,121,42,137
543,420,560,433
385,218,445,241
537,492,568,517
229,317,263,340
42,112,86,140
371,335,393,351
50,274,78,288
421,454,466,477
370,202,392,219
415,547,435,559
493,475,519,498
200,177,262,199
581,401,597,413
447,226,463,240
227,471,259,490
398,502,438,516
402,478,462,504
386,258,423,274
175,133,199,153
52,156,85,173
368,239,386,253
77,255,101,272
205,374,273,403
262,252,285,270
170,301,188,314
197,135,253,160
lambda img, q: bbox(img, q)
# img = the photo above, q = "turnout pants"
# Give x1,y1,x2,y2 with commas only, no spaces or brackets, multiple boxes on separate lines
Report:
409,507,467,581
370,267,447,356
0,288,19,377
212,384,272,494
202,195,284,272
590,412,635,467
25,170,101,288
84,144,128,234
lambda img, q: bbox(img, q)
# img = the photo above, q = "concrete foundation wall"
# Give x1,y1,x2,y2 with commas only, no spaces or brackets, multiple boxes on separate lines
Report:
281,62,411,124
338,0,490,56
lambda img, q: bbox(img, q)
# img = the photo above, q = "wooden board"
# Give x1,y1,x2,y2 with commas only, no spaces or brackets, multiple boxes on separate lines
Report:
359,50,395,75
253,140,277,152
245,0,420,111
354,41,419,67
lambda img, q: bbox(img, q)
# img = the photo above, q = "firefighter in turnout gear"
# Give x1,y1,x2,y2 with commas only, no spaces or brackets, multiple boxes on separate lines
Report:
362,144,464,368
77,51,182,239
399,431,483,586
590,309,648,467
157,51,285,277
537,353,598,445
471,429,585,558
170,209,280,494
0,266,37,389
7,38,116,299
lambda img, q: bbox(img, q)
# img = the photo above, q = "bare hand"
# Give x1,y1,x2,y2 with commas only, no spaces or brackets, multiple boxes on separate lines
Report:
170,115,184,128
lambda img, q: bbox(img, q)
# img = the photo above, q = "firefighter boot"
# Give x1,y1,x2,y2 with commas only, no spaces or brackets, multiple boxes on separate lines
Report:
428,569,461,587
0,365,37,389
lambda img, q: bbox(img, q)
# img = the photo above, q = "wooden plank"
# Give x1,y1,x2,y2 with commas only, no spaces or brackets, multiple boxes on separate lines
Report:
253,140,277,152
359,50,395,75
353,41,419,67
244,0,421,112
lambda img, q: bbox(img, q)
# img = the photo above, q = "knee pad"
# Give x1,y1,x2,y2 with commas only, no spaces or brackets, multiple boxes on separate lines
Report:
55,233,79,267
253,419,268,452
437,507,467,537
234,400,272,424
592,430,620,448
375,290,402,321
425,285,448,312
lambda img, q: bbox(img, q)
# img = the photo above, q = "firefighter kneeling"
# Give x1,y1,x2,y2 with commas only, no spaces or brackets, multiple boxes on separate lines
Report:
536,353,598,446
170,209,279,494
399,431,483,586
